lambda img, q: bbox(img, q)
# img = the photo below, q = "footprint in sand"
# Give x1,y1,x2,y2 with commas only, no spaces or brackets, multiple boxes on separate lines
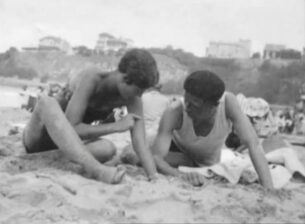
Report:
210,205,253,223
7,191,47,207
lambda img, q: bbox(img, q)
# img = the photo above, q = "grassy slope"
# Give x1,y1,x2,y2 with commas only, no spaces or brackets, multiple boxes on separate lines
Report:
1,51,304,104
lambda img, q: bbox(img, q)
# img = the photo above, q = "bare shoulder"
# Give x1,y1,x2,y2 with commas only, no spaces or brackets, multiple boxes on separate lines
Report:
69,67,102,91
224,91,236,102
127,96,143,114
224,92,240,108
166,98,183,116
161,98,183,130
224,92,243,120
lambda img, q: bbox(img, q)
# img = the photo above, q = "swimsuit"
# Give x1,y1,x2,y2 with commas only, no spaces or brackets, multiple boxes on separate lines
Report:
172,92,232,166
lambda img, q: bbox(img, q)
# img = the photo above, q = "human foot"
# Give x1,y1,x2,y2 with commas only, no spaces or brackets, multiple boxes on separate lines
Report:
91,166,126,184
120,146,140,165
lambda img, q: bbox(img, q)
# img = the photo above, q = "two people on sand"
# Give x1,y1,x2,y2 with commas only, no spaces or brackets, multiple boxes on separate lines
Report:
23,48,273,188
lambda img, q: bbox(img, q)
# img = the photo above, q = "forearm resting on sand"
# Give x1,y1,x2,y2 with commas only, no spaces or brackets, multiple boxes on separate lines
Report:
153,155,181,177
130,121,157,179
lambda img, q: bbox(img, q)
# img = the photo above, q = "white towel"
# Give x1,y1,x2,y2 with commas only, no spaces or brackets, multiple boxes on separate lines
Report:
179,148,305,189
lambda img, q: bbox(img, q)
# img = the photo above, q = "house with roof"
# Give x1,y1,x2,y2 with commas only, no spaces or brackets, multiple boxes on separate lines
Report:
22,36,72,54
263,44,286,59
206,39,251,58
38,36,72,54
95,33,133,54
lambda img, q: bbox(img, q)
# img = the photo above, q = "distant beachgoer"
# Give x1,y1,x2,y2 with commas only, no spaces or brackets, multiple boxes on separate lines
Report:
282,108,295,134
149,70,273,188
22,85,28,91
294,112,305,135
236,94,278,137
22,48,160,184
275,111,286,133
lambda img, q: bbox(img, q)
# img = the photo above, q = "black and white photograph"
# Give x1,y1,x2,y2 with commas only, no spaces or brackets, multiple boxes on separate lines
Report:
0,0,305,223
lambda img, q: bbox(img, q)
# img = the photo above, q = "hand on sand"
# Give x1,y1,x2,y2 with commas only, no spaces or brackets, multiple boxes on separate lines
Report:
92,166,126,184
148,173,161,182
180,172,206,187
115,113,142,132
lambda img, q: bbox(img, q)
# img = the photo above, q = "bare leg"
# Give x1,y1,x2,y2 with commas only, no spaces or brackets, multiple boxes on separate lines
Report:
85,139,116,163
265,147,305,176
23,95,125,184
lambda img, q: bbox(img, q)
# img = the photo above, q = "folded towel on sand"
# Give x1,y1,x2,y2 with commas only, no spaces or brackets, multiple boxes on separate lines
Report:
179,148,305,189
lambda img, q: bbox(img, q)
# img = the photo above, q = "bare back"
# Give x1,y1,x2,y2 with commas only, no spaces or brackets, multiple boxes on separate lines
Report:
63,69,129,124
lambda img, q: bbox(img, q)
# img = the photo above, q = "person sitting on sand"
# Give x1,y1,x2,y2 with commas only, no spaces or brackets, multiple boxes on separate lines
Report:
22,48,160,184
149,70,273,188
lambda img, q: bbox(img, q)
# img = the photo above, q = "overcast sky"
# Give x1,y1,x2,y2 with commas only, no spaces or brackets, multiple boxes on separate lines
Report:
0,0,304,56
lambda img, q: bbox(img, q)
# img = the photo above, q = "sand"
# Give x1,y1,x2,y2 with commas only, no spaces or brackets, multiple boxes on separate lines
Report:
1,92,305,223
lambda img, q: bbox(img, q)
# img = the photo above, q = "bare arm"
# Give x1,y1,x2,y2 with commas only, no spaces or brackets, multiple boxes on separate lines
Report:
127,97,157,179
225,92,273,188
152,100,208,186
151,100,183,176
65,74,123,139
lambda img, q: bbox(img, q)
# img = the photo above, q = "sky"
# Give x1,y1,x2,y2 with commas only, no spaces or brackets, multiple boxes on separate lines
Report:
0,0,304,56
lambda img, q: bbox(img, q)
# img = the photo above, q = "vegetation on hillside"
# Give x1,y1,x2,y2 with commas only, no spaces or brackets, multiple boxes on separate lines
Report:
148,47,305,104
0,46,304,105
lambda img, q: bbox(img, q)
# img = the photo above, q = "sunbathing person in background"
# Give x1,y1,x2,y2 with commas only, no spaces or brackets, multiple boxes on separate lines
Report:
150,70,273,188
23,48,159,184
226,95,305,183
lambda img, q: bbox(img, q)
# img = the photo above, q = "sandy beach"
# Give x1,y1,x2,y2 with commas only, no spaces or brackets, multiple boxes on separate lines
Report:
1,91,305,223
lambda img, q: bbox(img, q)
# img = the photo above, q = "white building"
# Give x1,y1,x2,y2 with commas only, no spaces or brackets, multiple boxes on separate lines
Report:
206,40,251,58
39,36,72,54
95,33,133,54
263,44,286,59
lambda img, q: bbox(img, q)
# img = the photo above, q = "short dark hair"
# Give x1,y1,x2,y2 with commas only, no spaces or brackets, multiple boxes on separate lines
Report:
118,48,159,89
184,70,225,105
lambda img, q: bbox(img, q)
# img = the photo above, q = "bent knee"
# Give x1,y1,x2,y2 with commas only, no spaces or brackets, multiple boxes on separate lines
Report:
87,139,117,162
103,140,116,157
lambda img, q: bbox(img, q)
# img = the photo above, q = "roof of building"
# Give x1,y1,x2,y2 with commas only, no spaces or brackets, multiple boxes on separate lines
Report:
209,41,245,48
99,33,115,39
39,36,62,42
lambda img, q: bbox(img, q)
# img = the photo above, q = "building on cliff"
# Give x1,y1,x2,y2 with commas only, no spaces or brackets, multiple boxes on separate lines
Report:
95,33,133,54
39,36,72,54
206,39,251,59
263,44,286,59
22,36,72,54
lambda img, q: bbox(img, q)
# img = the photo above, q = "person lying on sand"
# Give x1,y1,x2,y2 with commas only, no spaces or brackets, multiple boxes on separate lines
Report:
22,48,159,184
226,97,305,176
150,70,273,188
